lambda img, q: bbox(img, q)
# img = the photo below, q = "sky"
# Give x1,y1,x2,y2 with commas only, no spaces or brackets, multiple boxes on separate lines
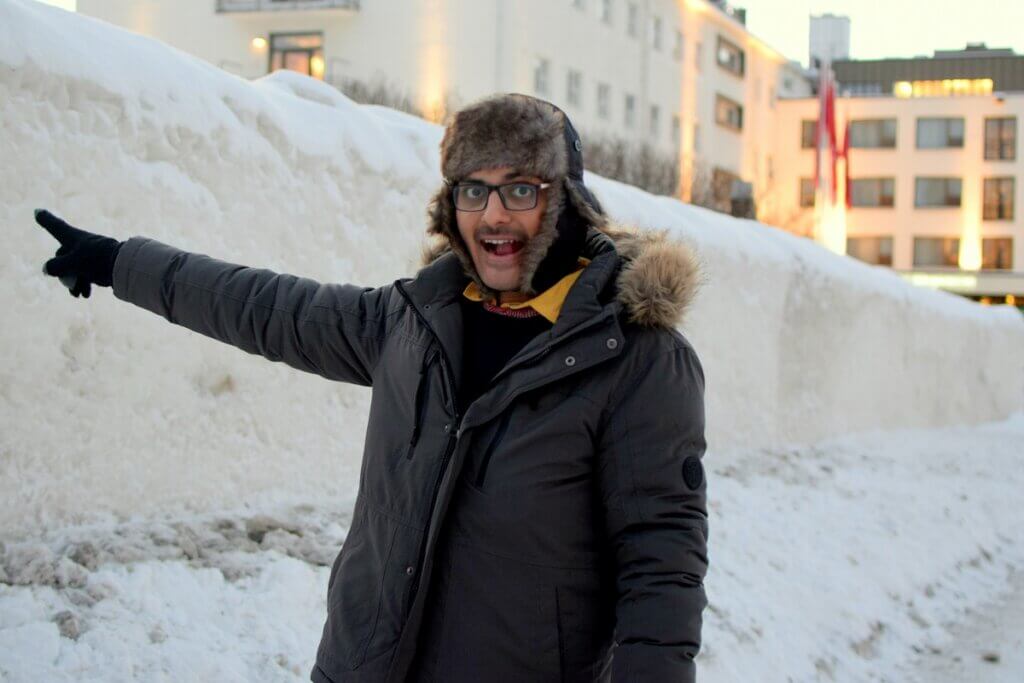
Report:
737,0,1024,64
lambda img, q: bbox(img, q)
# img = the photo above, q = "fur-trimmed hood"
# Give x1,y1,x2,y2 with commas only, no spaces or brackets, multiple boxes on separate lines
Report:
420,221,702,329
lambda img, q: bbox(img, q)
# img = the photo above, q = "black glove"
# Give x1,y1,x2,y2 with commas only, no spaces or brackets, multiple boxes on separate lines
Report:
36,209,123,298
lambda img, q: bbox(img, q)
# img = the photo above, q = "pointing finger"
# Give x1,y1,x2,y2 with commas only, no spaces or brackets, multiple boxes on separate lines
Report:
34,209,73,244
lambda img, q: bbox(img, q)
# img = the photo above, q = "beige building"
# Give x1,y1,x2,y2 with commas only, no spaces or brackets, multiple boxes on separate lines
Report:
76,0,810,207
773,89,1023,303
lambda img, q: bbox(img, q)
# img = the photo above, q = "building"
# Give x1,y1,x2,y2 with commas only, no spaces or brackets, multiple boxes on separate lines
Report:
75,0,810,212
809,13,850,70
774,45,1024,306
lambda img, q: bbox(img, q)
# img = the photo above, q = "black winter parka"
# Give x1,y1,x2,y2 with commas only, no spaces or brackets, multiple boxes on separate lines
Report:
110,223,709,683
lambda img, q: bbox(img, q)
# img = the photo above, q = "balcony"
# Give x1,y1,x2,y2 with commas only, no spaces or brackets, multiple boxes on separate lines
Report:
216,0,359,12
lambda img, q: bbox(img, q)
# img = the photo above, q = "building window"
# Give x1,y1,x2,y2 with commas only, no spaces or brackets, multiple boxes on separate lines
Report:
649,104,660,138
624,93,636,128
572,0,586,10
533,57,550,96
650,16,662,50
983,177,1015,220
915,177,962,207
982,237,1013,270
850,178,895,207
627,2,638,37
985,117,1017,160
671,114,681,145
847,237,894,266
716,35,745,77
566,69,583,108
269,32,324,79
913,237,959,268
799,178,815,207
599,0,612,24
597,82,611,119
801,119,817,148
715,94,743,131
695,41,702,70
673,30,684,61
849,119,897,148
916,118,964,148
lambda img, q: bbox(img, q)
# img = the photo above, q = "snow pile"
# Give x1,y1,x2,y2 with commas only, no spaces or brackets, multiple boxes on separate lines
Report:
1,0,1023,537
2,415,1023,681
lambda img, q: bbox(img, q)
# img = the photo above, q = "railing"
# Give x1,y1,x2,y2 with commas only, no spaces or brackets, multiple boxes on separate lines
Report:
216,0,359,12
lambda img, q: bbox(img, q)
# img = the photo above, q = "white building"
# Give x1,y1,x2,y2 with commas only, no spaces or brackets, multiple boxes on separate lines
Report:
809,13,850,69
75,0,810,208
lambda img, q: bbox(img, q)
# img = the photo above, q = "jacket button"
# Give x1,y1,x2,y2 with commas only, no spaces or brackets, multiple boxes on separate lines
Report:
443,423,450,432
564,355,576,366
405,565,415,576
606,338,618,349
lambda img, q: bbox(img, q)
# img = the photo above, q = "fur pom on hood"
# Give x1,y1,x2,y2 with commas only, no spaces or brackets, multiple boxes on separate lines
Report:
420,221,702,329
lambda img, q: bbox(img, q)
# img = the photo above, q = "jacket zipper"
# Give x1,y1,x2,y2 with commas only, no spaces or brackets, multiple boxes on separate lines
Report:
474,411,512,488
394,281,462,613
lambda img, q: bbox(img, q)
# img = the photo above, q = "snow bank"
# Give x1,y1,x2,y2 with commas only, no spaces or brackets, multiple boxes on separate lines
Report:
1,0,1023,535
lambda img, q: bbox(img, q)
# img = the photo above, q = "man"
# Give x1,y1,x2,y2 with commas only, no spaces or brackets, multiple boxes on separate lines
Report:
36,93,708,682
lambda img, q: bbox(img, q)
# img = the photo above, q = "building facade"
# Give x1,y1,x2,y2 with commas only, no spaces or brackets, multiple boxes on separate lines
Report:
75,0,810,209
773,48,1024,304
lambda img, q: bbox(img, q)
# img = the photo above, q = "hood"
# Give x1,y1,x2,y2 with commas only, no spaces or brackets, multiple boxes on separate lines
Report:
420,221,703,329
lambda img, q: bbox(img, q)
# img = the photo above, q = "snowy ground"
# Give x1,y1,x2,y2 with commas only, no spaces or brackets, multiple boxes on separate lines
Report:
3,414,1023,682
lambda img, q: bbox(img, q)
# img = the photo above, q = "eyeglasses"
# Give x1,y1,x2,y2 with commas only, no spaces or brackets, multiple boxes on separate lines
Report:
451,181,551,212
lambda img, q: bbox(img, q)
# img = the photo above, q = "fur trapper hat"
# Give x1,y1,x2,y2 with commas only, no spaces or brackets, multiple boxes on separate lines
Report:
426,93,608,297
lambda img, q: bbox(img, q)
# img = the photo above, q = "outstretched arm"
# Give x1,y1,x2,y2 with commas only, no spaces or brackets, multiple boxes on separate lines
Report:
37,209,392,386
597,342,709,683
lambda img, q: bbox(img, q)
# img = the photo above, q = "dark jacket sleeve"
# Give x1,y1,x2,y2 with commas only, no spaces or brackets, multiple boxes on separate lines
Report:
597,342,709,682
112,236,393,386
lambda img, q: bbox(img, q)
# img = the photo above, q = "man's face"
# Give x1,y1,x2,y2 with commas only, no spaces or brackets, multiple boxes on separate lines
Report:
454,166,548,293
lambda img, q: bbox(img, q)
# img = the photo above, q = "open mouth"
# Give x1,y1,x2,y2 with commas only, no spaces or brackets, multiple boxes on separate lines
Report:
479,238,526,257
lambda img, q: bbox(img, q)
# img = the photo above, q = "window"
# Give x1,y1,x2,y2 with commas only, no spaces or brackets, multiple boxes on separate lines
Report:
533,57,550,96
599,0,612,24
983,177,1015,220
982,237,1013,270
693,123,701,152
985,117,1017,160
917,118,964,148
671,114,681,145
915,178,962,207
597,82,611,119
673,31,684,61
566,69,583,108
269,32,324,79
627,2,638,37
650,16,662,50
847,237,894,266
716,35,745,76
801,120,817,149
849,119,897,148
649,105,660,138
694,41,702,70
799,178,815,207
913,237,959,268
850,178,895,207
624,93,636,128
572,0,585,9
715,94,743,131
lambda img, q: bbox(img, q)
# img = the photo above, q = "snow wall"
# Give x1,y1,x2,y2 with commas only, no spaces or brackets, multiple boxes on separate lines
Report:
2,0,1023,536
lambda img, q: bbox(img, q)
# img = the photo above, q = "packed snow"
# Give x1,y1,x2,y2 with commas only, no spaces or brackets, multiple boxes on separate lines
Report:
2,0,1024,681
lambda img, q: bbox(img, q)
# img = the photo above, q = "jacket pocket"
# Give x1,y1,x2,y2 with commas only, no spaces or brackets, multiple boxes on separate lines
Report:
554,574,615,681
406,350,437,460
474,410,512,488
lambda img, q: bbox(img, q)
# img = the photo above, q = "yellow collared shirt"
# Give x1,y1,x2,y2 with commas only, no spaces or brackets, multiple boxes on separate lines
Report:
462,258,591,324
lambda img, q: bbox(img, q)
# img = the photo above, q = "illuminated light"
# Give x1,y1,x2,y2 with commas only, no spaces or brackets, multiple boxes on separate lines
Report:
980,297,991,306
902,272,979,291
893,78,994,98
418,0,448,123
310,55,325,80
251,37,268,50
1008,295,1017,305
